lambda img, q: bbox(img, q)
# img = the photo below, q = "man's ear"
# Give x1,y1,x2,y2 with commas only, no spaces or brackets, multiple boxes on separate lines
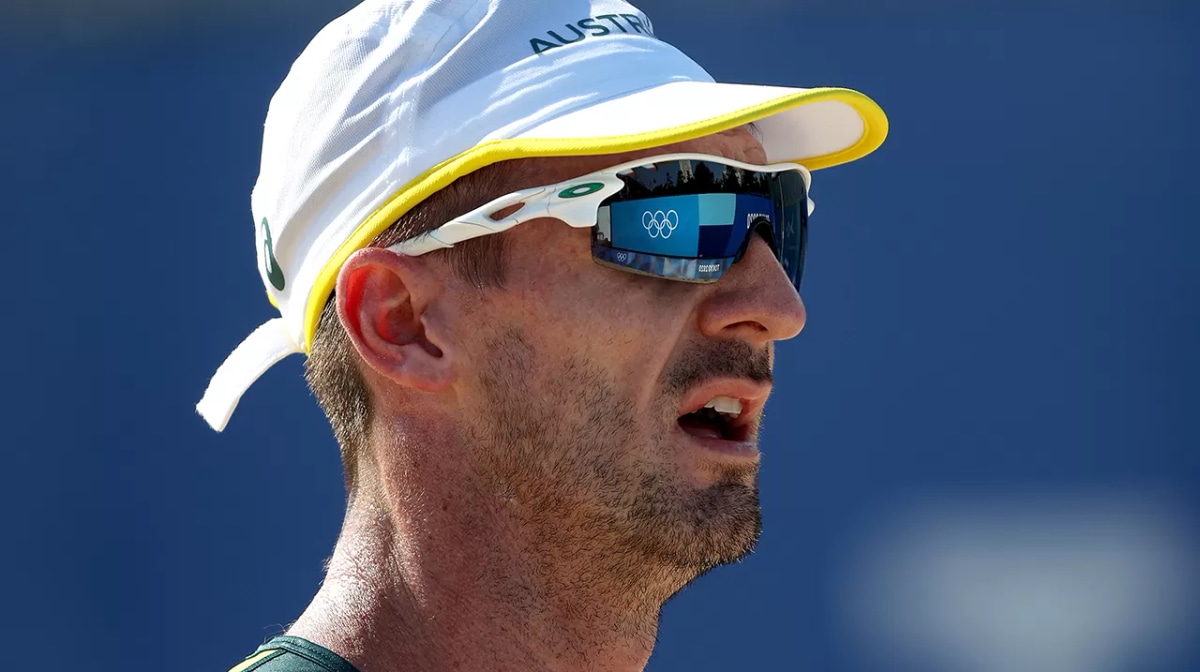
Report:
336,248,452,392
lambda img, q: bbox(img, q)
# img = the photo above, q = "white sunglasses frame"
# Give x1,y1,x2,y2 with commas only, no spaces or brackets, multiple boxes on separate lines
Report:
388,152,814,258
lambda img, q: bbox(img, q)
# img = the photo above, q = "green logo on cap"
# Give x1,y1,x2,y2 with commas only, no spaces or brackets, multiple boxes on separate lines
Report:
261,217,286,291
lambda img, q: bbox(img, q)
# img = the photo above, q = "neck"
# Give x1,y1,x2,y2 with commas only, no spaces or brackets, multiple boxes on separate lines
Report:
288,430,682,672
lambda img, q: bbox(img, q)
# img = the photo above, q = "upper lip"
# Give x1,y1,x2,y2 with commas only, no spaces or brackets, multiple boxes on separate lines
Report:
676,378,772,431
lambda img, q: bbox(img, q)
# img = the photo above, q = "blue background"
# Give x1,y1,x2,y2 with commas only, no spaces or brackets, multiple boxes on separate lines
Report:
1,1,1196,670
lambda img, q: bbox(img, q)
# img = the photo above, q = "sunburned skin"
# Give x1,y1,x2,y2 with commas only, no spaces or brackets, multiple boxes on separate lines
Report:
288,124,806,672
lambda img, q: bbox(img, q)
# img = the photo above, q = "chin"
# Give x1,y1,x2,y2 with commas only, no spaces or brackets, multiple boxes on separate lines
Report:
627,468,763,576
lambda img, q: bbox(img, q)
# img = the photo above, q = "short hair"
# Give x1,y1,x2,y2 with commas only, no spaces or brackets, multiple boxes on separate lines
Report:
304,160,536,491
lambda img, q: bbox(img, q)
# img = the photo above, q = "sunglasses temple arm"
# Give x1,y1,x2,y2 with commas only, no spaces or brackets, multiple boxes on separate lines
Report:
389,231,453,256
388,186,554,256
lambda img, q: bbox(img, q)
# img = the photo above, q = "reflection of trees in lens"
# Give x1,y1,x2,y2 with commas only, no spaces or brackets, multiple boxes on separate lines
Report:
693,162,715,192
719,165,741,192
651,170,678,197
612,175,642,202
608,162,775,205
751,172,770,195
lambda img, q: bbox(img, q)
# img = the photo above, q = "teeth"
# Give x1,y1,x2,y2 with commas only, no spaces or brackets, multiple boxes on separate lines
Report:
703,396,743,418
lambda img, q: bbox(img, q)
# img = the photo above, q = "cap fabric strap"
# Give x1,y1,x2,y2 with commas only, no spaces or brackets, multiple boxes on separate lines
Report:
197,318,301,431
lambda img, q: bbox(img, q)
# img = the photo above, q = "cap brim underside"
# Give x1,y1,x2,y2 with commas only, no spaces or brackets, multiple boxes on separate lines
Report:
514,81,887,169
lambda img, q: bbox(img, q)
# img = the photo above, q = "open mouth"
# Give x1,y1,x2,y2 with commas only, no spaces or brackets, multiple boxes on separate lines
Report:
677,396,748,442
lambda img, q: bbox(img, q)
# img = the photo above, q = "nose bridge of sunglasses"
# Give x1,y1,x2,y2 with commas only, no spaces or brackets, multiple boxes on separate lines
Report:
732,217,780,263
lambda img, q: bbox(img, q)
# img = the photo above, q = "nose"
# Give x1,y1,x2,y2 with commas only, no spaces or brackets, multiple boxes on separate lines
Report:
696,236,806,348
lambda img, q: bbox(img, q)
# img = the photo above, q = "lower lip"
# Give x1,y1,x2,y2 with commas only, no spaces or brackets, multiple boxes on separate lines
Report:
675,425,760,460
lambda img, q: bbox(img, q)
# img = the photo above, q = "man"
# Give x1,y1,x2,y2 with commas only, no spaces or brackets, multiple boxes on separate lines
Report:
198,0,887,670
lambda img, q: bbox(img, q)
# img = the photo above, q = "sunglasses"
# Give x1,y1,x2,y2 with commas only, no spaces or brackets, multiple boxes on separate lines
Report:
389,153,813,291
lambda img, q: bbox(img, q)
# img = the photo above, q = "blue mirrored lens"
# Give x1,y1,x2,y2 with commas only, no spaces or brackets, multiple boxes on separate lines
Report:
593,247,732,281
592,159,807,289
773,170,807,289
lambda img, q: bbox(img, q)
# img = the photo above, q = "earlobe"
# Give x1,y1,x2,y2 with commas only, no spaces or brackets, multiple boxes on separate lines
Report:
336,248,453,393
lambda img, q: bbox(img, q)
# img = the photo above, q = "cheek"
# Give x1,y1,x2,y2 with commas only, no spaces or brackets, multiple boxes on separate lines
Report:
528,274,698,378
518,225,690,325
490,221,705,380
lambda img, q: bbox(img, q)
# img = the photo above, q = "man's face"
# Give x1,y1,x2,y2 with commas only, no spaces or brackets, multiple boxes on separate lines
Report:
441,128,806,581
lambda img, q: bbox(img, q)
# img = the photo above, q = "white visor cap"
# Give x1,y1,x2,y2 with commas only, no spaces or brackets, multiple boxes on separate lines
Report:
197,0,888,431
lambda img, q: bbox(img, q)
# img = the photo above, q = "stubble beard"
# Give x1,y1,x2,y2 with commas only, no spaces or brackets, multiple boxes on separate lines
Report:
468,328,764,600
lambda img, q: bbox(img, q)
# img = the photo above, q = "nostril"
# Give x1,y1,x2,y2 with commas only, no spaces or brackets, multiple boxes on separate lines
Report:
727,320,768,334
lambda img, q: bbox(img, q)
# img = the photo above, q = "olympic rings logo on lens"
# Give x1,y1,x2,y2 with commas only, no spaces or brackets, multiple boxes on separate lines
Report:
642,210,679,239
